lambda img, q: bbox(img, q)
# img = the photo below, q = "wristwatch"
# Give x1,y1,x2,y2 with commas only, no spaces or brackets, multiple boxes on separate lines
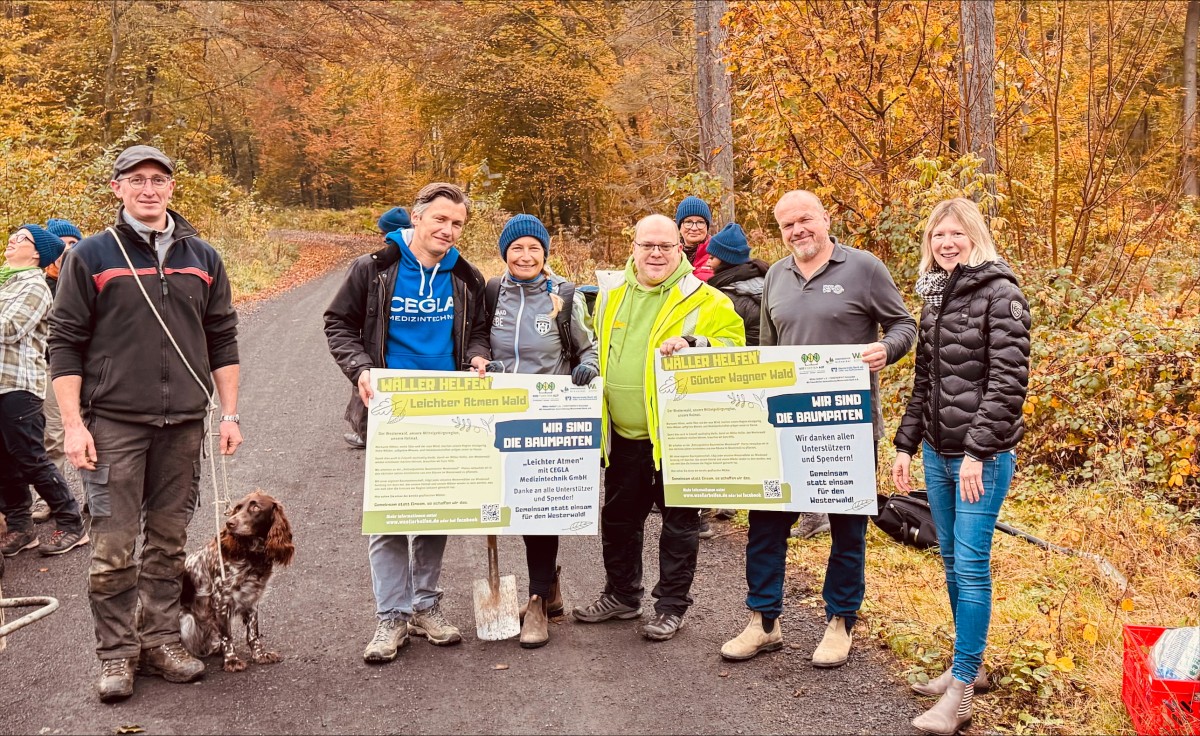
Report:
220,414,240,424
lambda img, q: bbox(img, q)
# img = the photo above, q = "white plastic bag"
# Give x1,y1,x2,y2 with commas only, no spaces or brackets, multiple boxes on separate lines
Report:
1149,627,1200,680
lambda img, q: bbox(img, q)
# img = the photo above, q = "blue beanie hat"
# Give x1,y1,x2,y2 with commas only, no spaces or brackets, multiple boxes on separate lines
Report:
674,195,712,227
706,223,751,265
46,217,83,242
498,214,550,259
18,224,66,268
377,207,411,234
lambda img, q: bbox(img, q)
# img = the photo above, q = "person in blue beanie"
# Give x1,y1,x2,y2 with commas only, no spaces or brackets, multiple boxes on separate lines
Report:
466,213,599,649
705,223,769,347
1,224,87,561
674,195,714,282
28,218,85,523
377,207,411,235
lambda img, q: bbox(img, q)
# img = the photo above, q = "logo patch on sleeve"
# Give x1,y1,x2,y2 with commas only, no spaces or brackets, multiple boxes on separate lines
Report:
1010,301,1023,320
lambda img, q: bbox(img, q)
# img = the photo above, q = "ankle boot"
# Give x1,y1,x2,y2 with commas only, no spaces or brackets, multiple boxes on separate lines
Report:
520,595,549,649
912,678,973,735
912,664,990,696
521,566,564,622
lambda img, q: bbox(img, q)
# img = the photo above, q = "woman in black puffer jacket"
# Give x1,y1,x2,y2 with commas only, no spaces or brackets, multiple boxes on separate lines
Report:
891,198,1031,736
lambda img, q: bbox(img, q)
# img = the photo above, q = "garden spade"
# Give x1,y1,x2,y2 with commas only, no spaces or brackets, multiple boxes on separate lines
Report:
472,535,520,640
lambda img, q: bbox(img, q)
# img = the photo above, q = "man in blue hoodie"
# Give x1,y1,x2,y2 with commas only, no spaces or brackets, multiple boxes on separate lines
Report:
324,182,490,663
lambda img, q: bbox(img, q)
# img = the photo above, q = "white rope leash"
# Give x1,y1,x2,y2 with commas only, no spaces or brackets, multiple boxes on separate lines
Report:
106,227,232,581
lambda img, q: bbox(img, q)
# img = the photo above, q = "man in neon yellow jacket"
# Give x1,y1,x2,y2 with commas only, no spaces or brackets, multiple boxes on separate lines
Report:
572,214,744,641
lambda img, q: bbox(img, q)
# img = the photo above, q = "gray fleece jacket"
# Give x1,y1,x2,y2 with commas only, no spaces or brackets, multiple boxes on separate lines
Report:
486,272,598,376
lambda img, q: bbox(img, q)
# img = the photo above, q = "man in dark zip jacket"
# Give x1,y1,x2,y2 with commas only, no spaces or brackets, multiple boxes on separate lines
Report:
49,145,242,702
324,182,490,664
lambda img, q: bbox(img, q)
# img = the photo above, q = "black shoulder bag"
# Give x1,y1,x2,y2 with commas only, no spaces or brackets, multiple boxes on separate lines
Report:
870,490,939,549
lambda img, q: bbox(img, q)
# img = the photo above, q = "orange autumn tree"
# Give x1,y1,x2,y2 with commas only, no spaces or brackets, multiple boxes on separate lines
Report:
726,0,959,260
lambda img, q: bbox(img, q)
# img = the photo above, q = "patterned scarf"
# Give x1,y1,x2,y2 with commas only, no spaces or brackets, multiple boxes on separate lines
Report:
914,266,951,309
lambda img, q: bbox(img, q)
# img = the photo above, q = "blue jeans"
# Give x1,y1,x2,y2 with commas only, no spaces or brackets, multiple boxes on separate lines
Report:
922,442,1015,684
745,511,868,625
367,534,447,621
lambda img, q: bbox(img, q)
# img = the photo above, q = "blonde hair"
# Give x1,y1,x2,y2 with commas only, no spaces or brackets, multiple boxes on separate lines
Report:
918,198,999,274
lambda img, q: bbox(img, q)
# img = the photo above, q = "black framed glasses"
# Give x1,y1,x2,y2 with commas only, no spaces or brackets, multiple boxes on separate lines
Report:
633,242,680,253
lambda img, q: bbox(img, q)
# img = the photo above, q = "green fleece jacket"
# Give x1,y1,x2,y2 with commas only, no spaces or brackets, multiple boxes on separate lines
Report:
594,256,745,467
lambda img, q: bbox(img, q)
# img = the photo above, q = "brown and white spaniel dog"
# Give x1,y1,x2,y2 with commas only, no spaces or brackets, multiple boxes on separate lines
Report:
180,490,294,672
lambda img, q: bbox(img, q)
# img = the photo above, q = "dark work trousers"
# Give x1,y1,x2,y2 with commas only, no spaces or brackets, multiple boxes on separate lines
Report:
84,414,203,660
601,434,701,616
522,535,560,599
744,441,877,627
0,390,83,533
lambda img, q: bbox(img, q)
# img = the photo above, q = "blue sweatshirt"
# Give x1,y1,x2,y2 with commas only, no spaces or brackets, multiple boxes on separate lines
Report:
384,230,458,370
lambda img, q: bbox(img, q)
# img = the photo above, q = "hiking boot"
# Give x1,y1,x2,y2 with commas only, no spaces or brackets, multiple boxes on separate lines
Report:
712,508,736,520
912,664,991,696
912,677,974,735
791,512,830,539
639,612,684,641
572,593,642,623
721,611,784,661
521,566,564,622
698,518,715,539
519,595,550,649
138,641,205,682
343,431,366,449
1,528,39,557
409,603,462,646
812,615,852,668
97,657,136,702
39,528,89,556
31,497,51,523
363,618,408,663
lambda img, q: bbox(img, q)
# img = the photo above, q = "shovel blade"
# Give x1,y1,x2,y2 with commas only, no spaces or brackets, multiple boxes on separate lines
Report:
472,574,521,641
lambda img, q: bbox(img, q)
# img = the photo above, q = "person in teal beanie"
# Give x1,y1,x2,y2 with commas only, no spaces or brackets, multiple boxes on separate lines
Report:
469,213,599,649
674,195,714,281
377,207,411,234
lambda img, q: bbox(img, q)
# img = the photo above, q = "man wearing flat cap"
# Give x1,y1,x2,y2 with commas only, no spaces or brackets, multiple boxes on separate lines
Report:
49,144,243,702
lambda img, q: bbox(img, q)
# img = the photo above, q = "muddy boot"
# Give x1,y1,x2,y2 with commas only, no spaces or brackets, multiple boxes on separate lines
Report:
912,664,990,696
96,657,136,702
520,595,550,649
912,678,973,735
720,611,783,661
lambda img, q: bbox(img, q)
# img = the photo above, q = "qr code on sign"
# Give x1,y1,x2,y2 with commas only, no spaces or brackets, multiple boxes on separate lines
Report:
481,504,500,523
762,480,782,499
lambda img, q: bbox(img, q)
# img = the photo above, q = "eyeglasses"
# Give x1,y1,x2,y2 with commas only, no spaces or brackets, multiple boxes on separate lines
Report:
118,175,173,189
7,232,33,246
634,242,680,253
680,220,707,230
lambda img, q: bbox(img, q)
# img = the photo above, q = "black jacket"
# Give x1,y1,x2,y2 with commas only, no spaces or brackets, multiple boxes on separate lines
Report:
893,260,1031,460
323,240,489,436
707,259,768,346
49,208,239,425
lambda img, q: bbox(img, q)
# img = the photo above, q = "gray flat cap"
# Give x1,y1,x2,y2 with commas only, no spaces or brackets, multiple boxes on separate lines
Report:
111,145,175,180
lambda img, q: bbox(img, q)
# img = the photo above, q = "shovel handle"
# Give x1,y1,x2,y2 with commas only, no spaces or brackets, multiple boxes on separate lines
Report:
487,534,500,592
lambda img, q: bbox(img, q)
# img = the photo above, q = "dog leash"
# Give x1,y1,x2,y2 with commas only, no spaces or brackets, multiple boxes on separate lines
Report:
107,227,232,582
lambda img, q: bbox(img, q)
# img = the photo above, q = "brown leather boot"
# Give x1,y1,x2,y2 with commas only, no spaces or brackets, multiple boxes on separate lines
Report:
521,566,564,622
97,657,136,702
912,678,973,735
519,595,549,649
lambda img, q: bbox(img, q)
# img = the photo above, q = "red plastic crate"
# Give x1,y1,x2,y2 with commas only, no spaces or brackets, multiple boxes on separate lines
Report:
1123,625,1200,735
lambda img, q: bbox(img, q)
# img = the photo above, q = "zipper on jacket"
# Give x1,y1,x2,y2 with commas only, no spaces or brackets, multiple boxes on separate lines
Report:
511,286,526,374
929,267,963,452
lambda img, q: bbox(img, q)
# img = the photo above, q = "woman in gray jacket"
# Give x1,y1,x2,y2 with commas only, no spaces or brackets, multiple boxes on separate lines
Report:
468,214,599,648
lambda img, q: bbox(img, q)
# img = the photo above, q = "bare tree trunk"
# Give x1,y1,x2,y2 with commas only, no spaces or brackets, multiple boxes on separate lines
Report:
959,0,996,176
694,0,734,223
1184,0,1199,197
103,1,128,147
